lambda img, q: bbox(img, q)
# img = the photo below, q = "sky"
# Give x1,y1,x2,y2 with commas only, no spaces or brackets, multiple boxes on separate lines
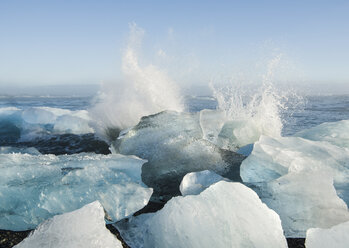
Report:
0,0,349,93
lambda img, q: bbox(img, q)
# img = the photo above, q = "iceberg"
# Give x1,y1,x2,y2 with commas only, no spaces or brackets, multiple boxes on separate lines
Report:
305,220,349,248
179,170,227,196
114,111,245,196
15,201,122,248
0,152,152,231
116,181,287,248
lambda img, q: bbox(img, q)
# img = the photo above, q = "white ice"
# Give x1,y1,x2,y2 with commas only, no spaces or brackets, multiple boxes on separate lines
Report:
15,201,122,248
0,152,152,231
240,135,349,237
179,170,227,196
117,181,288,248
305,220,349,248
258,172,349,237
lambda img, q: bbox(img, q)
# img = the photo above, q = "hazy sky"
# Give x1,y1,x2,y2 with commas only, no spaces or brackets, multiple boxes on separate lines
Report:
1,0,348,91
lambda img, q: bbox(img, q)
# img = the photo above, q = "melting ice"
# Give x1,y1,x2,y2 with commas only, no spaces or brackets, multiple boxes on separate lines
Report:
0,150,152,231
116,181,288,248
15,201,122,248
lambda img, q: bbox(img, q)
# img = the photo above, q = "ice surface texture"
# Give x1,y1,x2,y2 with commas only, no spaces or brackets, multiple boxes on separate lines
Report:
305,220,349,248
115,111,245,196
0,106,93,143
179,170,227,196
15,201,122,248
0,151,152,231
241,135,349,184
117,181,288,248
296,120,349,149
240,135,349,237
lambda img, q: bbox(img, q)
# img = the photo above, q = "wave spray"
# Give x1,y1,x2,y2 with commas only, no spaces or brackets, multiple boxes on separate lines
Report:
90,24,184,140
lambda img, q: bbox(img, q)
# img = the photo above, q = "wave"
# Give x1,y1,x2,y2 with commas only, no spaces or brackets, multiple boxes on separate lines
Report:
89,24,184,140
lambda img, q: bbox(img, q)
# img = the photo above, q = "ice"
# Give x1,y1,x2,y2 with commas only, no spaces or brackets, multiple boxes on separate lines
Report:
15,201,122,248
21,107,56,124
0,152,152,231
179,170,227,196
116,181,287,248
305,220,349,248
53,114,94,134
0,146,41,155
199,109,226,144
212,83,284,150
115,110,245,196
0,106,94,143
240,135,349,184
0,107,21,115
296,120,349,149
237,143,254,156
257,172,349,237
240,135,349,237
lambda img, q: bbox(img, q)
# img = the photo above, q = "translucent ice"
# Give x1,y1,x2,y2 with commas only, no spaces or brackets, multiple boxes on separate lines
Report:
0,152,152,230
258,172,349,237
296,120,349,149
199,109,226,144
117,181,287,248
179,170,227,196
115,111,245,196
240,135,349,184
15,201,122,248
0,106,94,143
240,135,349,237
305,220,349,248
212,83,284,150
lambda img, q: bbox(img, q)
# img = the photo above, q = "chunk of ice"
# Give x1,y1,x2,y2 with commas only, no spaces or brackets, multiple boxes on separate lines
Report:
241,135,349,185
15,201,122,248
258,172,349,237
296,120,349,149
117,181,288,248
115,111,245,196
305,220,349,248
179,170,227,196
0,152,152,230
240,135,349,237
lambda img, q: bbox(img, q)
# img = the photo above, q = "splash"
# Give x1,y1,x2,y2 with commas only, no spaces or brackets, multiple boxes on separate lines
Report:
90,24,184,140
211,54,301,149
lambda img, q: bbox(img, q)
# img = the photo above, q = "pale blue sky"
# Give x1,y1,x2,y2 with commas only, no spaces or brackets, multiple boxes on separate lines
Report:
0,0,348,90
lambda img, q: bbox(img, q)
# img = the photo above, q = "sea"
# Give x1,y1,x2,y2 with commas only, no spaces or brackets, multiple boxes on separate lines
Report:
1,93,349,154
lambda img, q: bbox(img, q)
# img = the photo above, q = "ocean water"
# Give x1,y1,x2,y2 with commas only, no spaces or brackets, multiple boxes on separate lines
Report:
0,94,348,154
